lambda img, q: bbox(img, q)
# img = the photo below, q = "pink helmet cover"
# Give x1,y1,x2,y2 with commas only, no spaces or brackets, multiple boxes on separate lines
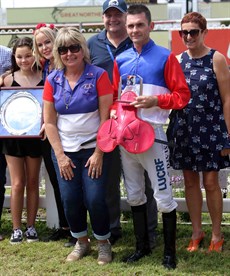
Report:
97,91,155,154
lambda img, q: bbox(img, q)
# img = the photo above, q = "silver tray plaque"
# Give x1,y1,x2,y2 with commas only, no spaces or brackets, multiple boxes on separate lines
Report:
0,87,43,138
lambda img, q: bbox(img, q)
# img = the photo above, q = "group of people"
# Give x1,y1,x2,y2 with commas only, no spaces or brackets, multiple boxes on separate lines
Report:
0,0,229,270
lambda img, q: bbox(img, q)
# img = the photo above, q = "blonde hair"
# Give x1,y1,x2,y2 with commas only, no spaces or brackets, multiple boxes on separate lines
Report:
53,26,91,69
33,25,58,67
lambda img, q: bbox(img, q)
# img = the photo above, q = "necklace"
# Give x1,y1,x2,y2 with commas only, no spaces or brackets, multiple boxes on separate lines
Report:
63,93,72,110
63,80,72,110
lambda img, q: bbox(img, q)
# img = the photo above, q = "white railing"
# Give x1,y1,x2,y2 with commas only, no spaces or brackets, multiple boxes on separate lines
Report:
0,18,229,35
1,21,230,227
3,165,230,228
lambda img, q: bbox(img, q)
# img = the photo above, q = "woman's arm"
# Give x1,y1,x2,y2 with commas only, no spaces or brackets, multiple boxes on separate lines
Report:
97,94,113,150
213,51,230,156
0,70,11,86
85,70,113,179
43,100,75,179
2,74,13,87
43,101,62,155
85,93,113,179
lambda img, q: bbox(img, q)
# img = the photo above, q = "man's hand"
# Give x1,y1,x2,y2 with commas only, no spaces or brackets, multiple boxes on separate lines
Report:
110,109,117,119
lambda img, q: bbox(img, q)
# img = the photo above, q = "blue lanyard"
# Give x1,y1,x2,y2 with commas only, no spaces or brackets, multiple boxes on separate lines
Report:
106,44,114,62
106,42,130,62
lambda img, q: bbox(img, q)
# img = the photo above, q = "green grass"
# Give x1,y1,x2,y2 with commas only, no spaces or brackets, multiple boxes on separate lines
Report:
0,210,230,276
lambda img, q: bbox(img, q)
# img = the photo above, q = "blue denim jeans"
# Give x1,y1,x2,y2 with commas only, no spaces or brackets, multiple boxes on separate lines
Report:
52,148,110,240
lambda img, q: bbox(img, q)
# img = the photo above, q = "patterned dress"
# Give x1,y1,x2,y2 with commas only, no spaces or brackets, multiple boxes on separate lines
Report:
167,49,230,171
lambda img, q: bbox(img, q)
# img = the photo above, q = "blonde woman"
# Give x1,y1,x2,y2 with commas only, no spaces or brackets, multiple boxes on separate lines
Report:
43,27,113,265
33,23,75,245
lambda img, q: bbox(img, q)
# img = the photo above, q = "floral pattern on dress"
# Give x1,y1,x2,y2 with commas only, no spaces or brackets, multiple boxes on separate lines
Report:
167,49,230,171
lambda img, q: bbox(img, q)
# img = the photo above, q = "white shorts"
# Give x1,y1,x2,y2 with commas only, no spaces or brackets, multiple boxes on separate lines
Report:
120,126,177,213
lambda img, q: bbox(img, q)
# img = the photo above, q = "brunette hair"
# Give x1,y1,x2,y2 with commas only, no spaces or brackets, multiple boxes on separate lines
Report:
11,37,36,73
181,12,207,30
53,26,91,69
127,4,152,25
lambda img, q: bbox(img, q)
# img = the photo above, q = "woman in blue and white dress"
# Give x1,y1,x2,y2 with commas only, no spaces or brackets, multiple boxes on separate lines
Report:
167,12,230,253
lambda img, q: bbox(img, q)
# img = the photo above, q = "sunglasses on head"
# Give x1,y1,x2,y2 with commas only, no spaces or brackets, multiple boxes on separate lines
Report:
58,44,81,55
179,29,202,38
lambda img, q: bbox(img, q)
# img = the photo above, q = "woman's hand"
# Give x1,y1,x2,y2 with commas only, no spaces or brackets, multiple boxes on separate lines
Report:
85,151,103,179
39,123,47,141
221,136,230,156
221,148,230,157
57,153,76,180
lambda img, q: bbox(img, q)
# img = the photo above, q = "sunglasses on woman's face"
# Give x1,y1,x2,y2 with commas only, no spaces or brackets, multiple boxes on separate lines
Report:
58,44,81,55
179,29,202,38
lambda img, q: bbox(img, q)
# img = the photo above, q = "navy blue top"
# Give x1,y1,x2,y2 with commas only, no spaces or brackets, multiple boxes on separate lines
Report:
87,30,132,81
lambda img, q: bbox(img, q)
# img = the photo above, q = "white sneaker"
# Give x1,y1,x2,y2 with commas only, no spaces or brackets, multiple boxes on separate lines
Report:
66,240,91,262
97,242,112,265
10,229,23,244
24,226,39,243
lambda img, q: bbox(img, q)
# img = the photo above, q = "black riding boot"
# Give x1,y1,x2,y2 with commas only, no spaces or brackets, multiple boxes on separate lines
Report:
162,209,177,270
123,204,152,263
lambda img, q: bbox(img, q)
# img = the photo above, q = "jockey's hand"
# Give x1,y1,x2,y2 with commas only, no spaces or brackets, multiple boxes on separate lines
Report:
130,95,158,108
110,109,117,119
